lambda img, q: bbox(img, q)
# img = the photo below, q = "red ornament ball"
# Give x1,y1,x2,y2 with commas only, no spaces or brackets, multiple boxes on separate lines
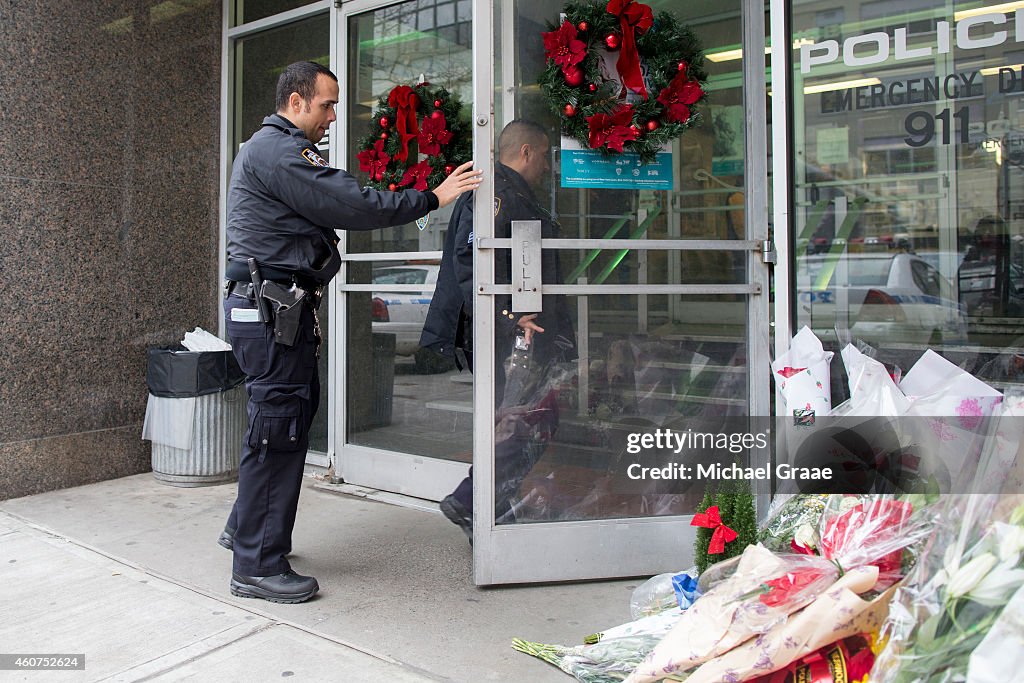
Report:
646,120,660,132
604,32,621,50
431,110,444,119
388,183,397,191
588,83,597,92
380,132,389,139
630,124,640,134
577,21,588,32
564,66,584,87
444,164,455,175
563,104,577,117
379,116,390,128
434,99,442,107
677,61,687,72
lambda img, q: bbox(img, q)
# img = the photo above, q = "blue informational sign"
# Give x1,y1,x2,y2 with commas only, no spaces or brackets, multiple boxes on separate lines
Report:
560,148,674,190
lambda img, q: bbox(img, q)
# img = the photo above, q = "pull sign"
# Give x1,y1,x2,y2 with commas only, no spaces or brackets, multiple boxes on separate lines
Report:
512,220,543,313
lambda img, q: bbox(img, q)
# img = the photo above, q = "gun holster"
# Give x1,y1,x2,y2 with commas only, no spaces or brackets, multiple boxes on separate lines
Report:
260,281,306,346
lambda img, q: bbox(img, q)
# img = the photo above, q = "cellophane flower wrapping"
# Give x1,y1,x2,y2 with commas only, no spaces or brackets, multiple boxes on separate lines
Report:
870,494,1024,683
626,495,933,683
757,494,830,554
631,569,699,619
512,610,686,683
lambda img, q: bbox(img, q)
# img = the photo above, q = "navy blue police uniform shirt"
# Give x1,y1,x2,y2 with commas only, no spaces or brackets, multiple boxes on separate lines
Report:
226,114,439,284
420,162,576,365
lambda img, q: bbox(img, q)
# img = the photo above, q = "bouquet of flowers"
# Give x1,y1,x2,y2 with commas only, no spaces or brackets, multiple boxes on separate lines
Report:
513,609,686,683
626,495,933,682
871,494,1024,683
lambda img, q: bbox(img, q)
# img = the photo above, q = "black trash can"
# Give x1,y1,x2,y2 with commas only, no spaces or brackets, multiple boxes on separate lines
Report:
144,347,247,487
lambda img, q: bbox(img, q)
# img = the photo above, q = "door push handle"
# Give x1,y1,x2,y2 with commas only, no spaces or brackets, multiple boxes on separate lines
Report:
512,220,543,313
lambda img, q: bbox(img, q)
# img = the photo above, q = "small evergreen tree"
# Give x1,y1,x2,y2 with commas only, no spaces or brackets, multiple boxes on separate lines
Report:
693,478,758,575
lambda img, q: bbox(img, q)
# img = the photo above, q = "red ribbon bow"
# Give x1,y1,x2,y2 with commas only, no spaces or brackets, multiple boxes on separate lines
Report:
690,505,737,555
606,0,653,98
387,85,420,163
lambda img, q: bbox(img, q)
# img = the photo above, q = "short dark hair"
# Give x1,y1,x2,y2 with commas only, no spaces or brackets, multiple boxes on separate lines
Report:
498,119,550,161
275,61,338,112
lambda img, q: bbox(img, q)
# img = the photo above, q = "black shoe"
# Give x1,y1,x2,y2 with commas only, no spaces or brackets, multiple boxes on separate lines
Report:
218,526,234,551
230,570,319,604
440,495,473,546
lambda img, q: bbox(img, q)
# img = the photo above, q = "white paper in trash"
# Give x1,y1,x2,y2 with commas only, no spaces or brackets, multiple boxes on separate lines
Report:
772,326,833,416
840,344,910,416
142,395,196,450
900,349,1003,420
182,327,232,352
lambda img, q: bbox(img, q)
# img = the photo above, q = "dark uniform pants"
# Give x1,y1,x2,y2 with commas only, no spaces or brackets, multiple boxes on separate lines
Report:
223,292,319,576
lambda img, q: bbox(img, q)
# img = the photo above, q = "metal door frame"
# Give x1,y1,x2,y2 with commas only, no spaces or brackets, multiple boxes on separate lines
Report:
470,0,772,585
331,0,474,501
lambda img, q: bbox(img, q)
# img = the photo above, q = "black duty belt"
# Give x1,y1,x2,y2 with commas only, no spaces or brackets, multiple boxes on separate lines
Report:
225,259,322,290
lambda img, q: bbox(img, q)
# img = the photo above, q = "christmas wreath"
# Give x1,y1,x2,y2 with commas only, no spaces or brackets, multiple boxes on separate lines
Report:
539,0,707,164
356,82,471,192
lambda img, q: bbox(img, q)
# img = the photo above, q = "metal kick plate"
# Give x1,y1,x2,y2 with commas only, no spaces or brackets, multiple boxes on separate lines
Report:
511,220,542,312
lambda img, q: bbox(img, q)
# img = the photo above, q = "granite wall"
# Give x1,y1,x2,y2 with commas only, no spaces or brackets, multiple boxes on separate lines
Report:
0,0,223,499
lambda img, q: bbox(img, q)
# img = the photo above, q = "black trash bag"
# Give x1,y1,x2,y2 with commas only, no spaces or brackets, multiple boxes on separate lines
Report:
146,347,245,398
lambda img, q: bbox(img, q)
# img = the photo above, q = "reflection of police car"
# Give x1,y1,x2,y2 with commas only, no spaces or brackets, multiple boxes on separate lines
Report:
798,253,967,344
371,264,439,360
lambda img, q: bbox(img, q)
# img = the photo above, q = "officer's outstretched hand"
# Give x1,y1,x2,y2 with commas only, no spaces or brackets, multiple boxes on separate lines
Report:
431,161,483,207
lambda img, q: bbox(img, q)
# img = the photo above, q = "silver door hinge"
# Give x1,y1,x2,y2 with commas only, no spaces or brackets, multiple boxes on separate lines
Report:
760,240,777,264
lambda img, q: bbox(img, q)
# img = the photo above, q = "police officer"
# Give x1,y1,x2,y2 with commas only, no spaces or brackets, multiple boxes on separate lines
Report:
419,120,575,543
220,61,481,603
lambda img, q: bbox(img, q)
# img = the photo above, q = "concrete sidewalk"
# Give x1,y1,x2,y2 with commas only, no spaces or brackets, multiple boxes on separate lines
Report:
0,473,640,682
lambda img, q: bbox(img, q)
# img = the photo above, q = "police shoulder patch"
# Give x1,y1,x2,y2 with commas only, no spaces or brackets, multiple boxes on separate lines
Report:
494,197,502,217
301,148,329,168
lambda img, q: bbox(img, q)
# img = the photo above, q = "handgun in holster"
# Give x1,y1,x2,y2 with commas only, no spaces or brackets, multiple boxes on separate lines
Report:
260,281,307,346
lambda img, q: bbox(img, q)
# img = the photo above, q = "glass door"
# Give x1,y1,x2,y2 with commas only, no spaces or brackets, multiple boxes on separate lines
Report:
471,0,771,584
334,0,476,499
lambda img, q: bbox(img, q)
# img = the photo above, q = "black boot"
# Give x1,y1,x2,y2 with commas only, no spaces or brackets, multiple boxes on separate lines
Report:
439,495,473,546
230,570,319,604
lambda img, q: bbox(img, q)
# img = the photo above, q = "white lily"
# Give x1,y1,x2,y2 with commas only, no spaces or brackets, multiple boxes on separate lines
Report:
946,553,998,599
967,561,1024,607
993,522,1024,564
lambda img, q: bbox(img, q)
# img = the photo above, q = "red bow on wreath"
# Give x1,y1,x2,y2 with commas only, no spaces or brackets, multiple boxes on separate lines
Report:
387,85,420,162
607,0,654,98
690,505,738,555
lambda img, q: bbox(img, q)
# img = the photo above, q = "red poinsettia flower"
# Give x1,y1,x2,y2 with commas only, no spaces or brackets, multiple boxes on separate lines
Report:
586,104,639,152
657,71,704,123
399,159,433,191
542,20,586,73
418,112,453,156
357,139,391,182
